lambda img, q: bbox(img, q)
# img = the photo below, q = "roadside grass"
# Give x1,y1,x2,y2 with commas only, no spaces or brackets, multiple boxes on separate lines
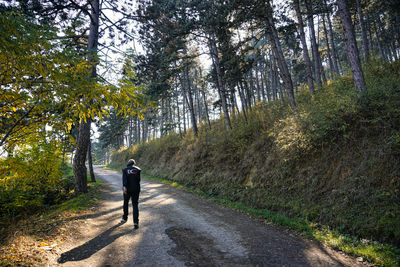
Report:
44,180,103,216
0,172,104,266
142,172,400,267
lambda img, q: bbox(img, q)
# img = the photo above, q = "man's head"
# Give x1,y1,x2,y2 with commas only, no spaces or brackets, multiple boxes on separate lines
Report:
127,159,136,166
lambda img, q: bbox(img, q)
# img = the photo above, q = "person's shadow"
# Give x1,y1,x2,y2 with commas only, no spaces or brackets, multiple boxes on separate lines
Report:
57,221,131,263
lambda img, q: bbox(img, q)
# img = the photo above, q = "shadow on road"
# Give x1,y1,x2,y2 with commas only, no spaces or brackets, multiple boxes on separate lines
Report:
57,221,131,263
65,206,122,222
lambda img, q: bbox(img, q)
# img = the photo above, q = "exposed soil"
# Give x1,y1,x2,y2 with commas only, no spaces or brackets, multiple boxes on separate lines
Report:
4,167,369,266
165,226,247,266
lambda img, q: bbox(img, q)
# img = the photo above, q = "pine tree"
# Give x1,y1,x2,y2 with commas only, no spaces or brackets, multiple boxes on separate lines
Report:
336,0,366,93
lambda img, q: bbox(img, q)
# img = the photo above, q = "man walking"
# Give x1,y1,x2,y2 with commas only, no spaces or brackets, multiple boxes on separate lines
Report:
121,159,141,229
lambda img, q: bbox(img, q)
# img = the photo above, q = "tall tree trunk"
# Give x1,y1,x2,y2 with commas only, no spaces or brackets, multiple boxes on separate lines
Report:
194,68,203,123
278,75,284,102
242,80,251,109
265,1,297,111
160,98,164,136
263,55,271,102
248,72,256,104
230,87,236,117
366,15,375,55
209,32,232,131
294,0,315,95
305,0,323,88
386,42,394,62
269,52,277,101
234,90,240,114
199,68,211,129
182,86,187,134
238,82,248,123
73,119,90,194
255,68,261,102
391,41,399,61
324,0,340,75
201,87,211,129
238,81,248,111
356,0,370,61
377,15,393,61
166,98,171,133
61,134,67,164
137,116,141,143
88,138,95,182
73,0,99,195
142,119,147,143
317,13,328,84
374,19,386,61
251,74,256,104
175,88,183,138
336,0,366,93
395,12,400,50
322,14,334,78
183,64,198,138
260,66,267,100
128,116,132,147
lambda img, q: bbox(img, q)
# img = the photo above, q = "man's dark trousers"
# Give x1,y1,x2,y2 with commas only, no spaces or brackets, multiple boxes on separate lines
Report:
123,191,139,224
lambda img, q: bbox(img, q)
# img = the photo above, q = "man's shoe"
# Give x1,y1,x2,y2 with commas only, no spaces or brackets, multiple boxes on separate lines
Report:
134,223,139,229
121,218,127,224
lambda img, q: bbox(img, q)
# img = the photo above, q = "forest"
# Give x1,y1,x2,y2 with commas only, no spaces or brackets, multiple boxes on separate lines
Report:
1,0,400,265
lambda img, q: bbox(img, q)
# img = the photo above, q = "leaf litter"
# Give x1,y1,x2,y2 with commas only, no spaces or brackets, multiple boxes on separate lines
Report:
0,208,95,266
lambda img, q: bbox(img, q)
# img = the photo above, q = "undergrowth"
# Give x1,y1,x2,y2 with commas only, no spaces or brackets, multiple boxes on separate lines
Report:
0,176,103,266
0,163,103,245
0,141,75,220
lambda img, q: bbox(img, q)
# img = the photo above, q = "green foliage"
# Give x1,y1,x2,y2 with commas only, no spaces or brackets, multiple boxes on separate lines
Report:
360,60,400,132
0,11,146,153
0,11,89,150
298,76,358,145
0,139,72,218
97,109,130,150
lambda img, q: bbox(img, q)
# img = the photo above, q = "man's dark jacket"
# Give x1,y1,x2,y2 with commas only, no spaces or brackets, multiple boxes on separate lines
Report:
122,164,141,193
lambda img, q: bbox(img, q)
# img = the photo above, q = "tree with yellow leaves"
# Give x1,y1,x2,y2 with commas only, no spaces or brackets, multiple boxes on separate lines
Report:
0,6,145,198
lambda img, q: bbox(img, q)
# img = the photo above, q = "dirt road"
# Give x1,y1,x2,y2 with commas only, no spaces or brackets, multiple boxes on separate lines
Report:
54,167,362,266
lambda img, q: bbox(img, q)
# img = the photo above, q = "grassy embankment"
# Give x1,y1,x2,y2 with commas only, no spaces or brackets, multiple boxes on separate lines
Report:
0,164,103,266
110,60,400,266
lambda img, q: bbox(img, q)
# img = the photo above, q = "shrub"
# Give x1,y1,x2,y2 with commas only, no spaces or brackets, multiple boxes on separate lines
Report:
0,140,64,218
298,76,359,147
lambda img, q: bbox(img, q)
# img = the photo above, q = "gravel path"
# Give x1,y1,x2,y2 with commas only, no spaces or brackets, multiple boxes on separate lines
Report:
53,167,363,266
